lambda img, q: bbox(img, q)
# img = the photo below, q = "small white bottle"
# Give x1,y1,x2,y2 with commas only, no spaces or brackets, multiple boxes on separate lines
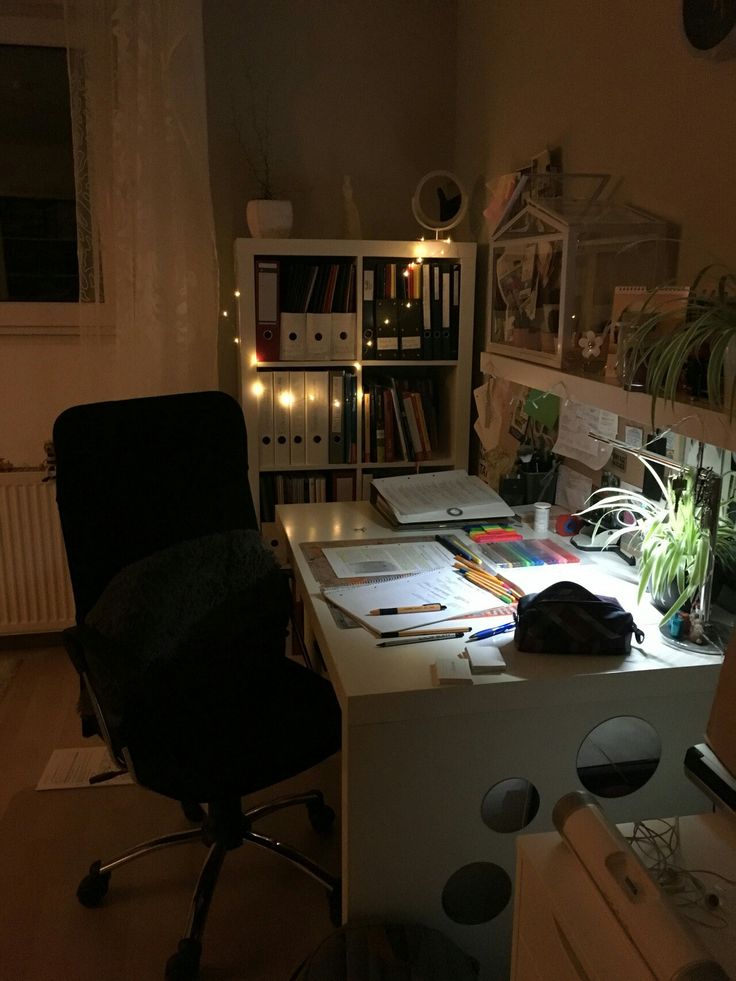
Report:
533,501,551,533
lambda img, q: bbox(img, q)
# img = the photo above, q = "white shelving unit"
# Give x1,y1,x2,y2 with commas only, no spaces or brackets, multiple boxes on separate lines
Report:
235,238,477,548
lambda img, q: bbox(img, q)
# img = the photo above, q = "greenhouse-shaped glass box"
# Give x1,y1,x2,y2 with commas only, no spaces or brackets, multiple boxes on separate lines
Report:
486,176,671,374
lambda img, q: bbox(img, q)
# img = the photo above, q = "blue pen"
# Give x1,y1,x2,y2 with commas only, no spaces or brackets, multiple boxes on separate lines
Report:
466,622,516,642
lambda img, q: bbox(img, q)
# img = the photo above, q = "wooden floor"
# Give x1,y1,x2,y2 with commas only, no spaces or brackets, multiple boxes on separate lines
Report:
0,644,341,981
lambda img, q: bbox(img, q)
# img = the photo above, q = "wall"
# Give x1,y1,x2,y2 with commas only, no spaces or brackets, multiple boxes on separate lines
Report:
1,0,458,466
203,0,458,398
455,0,736,273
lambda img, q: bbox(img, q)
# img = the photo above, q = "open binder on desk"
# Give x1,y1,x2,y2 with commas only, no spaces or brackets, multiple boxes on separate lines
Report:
370,469,514,528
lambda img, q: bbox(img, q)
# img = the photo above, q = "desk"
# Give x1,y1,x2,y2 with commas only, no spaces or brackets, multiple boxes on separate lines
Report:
277,501,723,981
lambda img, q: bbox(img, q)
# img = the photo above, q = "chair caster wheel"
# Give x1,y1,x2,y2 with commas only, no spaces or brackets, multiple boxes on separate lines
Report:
328,885,342,927
76,861,111,908
165,938,201,980
308,800,335,834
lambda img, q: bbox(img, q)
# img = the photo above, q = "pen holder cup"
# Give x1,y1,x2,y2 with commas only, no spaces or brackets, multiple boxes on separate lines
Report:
500,469,557,506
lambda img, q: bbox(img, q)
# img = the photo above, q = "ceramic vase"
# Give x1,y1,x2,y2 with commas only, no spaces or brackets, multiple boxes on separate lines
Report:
246,199,293,239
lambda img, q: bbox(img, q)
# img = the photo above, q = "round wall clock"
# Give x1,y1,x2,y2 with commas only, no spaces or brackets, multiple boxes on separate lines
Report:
682,0,736,59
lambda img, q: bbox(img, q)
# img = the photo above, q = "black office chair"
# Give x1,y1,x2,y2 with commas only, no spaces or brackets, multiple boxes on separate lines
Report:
52,391,341,981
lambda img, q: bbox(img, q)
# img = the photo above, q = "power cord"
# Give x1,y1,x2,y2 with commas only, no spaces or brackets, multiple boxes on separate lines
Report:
626,818,736,928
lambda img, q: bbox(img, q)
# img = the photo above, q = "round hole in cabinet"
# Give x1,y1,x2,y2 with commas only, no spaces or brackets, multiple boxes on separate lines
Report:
481,777,540,833
576,715,661,798
441,862,512,924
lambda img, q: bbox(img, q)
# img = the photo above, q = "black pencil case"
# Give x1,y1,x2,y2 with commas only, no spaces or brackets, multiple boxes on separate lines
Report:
514,581,644,655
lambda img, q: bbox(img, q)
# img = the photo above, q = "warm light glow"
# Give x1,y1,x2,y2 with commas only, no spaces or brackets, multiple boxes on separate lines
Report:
366,339,373,347
251,380,265,398
234,337,240,344
250,354,259,367
221,310,229,317
234,289,240,297
308,393,316,401
333,399,340,408
353,362,361,371
405,302,411,308
403,268,409,277
384,318,390,325
278,390,295,408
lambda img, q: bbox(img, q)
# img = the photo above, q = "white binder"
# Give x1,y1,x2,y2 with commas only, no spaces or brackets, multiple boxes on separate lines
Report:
305,370,330,466
306,313,332,360
257,372,274,467
272,370,291,466
289,371,306,466
280,312,307,360
331,312,357,360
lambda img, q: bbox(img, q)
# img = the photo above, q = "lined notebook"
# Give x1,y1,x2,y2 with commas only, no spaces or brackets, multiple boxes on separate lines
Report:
322,566,494,637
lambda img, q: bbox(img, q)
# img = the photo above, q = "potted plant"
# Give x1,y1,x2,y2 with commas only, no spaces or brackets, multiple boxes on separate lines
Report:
234,75,293,239
576,460,736,625
619,265,736,424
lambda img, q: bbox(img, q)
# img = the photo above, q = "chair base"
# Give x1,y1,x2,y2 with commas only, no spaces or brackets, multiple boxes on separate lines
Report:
77,789,341,981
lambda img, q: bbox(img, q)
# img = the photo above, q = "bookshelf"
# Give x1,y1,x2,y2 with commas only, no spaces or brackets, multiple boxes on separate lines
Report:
235,238,477,554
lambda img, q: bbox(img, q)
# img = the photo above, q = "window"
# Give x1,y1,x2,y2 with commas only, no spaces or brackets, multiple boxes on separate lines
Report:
0,12,80,331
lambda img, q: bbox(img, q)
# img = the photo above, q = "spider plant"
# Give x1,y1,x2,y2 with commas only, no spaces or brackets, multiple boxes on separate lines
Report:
576,459,736,625
619,265,736,426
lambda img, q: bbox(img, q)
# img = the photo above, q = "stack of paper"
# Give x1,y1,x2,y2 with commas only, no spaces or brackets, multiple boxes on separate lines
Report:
322,566,494,637
370,469,514,527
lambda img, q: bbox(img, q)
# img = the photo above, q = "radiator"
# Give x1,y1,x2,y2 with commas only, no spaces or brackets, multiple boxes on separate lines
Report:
0,472,74,634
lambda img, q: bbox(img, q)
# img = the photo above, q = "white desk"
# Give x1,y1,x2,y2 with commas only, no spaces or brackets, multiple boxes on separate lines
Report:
277,501,723,981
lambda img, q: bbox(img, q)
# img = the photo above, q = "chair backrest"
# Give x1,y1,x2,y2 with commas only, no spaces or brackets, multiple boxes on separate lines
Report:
53,391,258,623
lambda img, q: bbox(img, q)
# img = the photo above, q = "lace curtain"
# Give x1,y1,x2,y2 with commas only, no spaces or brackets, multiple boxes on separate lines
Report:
63,0,218,397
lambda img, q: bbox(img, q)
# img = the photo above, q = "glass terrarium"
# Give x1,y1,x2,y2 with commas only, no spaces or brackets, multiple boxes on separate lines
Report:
486,175,672,374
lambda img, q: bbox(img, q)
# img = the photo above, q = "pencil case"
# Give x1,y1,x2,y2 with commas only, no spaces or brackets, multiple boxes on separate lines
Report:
514,581,644,655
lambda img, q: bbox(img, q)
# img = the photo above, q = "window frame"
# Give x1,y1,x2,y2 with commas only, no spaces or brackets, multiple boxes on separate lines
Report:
0,12,83,334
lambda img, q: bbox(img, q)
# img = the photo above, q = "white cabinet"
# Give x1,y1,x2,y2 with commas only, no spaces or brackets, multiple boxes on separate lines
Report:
235,238,476,527
512,813,736,981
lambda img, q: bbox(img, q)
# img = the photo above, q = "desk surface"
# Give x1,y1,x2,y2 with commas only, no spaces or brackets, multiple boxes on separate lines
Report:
277,501,723,725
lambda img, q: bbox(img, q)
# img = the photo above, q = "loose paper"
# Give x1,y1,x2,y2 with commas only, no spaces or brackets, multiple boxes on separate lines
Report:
37,747,134,791
552,399,618,470
555,464,593,513
322,541,450,578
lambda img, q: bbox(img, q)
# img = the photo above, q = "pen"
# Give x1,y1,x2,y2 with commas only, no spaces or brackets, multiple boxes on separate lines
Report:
380,627,472,638
377,632,466,648
467,622,516,642
368,603,447,615
435,534,482,565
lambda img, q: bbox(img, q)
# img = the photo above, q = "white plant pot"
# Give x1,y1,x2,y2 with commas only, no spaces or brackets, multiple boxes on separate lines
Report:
246,199,293,239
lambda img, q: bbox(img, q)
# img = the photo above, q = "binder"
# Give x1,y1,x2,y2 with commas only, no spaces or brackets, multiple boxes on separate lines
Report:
362,261,376,358
305,370,330,466
430,262,442,360
375,298,399,359
254,259,280,361
440,267,451,358
331,312,357,360
306,312,332,360
257,371,275,467
401,391,426,460
382,386,396,462
362,389,372,463
288,370,306,465
374,383,386,462
397,299,423,359
449,262,461,360
329,369,345,463
346,370,358,463
421,262,433,359
272,370,291,466
280,312,307,360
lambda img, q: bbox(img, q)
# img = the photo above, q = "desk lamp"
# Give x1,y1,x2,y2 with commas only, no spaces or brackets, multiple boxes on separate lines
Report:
589,432,730,654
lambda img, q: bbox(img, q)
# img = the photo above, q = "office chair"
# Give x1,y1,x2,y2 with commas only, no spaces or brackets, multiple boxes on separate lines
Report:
53,391,341,981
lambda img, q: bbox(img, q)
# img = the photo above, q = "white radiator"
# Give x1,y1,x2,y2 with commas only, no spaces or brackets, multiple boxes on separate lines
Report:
0,472,74,634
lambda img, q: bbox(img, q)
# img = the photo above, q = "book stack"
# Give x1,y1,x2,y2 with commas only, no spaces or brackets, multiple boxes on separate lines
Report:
362,375,438,464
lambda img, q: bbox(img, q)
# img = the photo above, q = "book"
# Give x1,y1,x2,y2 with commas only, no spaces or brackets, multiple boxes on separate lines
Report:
370,470,514,527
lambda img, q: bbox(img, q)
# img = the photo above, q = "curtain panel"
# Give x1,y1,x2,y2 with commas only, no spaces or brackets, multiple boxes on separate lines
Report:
64,0,218,396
